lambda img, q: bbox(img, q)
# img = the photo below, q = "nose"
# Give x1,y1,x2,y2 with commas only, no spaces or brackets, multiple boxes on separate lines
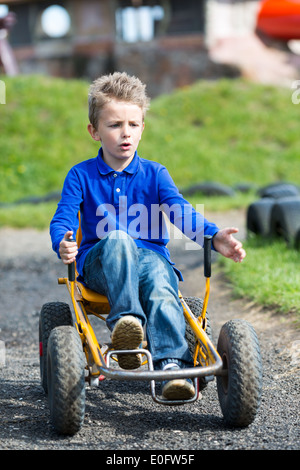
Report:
122,123,131,137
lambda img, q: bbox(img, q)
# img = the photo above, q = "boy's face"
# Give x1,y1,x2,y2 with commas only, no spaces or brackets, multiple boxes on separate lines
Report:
88,99,144,171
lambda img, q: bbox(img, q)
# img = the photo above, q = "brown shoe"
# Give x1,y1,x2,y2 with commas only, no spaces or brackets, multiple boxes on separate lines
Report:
111,316,143,370
162,378,195,400
161,363,195,400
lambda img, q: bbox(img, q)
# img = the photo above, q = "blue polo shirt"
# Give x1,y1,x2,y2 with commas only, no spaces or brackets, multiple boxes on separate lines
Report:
50,148,219,282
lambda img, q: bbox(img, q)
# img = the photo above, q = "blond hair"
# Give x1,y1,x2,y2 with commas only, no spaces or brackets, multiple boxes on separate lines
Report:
88,71,150,128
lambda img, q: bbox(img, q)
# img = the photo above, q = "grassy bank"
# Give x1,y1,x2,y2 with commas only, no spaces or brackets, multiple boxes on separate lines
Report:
220,236,300,323
1,75,299,212
0,75,91,205
140,79,300,189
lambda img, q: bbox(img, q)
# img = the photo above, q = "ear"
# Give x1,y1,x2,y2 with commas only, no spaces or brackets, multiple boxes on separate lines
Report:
140,121,145,139
87,123,101,142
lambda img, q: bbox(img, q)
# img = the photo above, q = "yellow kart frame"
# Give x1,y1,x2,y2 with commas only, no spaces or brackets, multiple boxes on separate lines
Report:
57,222,223,406
41,217,262,435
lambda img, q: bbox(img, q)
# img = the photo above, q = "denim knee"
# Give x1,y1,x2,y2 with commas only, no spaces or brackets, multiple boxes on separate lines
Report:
103,230,138,256
106,230,132,241
84,230,136,275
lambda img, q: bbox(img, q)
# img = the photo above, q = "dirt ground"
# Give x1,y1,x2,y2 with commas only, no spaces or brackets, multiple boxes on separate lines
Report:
0,209,299,451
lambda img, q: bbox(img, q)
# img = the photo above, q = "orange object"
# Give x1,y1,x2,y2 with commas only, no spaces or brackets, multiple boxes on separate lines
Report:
257,0,300,40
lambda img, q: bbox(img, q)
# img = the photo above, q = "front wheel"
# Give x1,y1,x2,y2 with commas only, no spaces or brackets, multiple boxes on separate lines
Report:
39,302,73,393
216,319,262,427
47,325,86,435
184,296,213,392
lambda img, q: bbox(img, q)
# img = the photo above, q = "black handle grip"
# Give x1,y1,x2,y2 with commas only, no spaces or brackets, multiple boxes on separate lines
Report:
68,262,75,282
204,235,212,278
67,237,76,282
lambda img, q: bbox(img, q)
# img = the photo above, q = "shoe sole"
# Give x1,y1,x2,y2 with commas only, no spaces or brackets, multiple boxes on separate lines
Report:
111,316,143,370
162,379,195,400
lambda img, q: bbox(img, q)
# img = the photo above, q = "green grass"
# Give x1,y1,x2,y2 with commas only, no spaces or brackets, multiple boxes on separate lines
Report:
0,74,94,205
0,202,58,229
1,74,300,320
139,79,300,189
220,236,300,323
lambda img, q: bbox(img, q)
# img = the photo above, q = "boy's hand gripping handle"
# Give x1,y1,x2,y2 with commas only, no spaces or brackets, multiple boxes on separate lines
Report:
204,235,212,278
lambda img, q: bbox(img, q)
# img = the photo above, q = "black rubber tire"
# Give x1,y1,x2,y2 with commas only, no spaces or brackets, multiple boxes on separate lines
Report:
269,196,300,246
295,228,300,250
246,198,274,237
182,181,235,197
39,302,73,393
216,319,262,427
258,182,299,199
184,296,212,391
47,325,86,435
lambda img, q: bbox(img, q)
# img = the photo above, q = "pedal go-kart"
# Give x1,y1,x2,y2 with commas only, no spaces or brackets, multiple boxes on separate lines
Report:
39,225,262,435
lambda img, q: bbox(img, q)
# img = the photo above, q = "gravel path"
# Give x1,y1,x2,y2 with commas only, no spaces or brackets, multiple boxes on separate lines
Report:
0,210,299,451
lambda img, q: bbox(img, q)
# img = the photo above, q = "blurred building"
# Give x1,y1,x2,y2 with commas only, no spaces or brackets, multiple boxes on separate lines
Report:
2,0,290,94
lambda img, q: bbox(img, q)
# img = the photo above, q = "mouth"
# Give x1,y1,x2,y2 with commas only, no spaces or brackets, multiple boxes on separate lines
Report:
120,142,131,151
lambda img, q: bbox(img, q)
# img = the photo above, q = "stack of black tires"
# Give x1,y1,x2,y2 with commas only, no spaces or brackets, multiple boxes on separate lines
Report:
246,182,300,249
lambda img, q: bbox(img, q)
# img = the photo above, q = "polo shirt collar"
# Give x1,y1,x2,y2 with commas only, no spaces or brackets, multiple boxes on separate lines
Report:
96,147,139,175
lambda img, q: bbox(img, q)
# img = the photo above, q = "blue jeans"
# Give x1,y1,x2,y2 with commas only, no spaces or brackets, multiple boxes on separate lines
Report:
83,230,193,368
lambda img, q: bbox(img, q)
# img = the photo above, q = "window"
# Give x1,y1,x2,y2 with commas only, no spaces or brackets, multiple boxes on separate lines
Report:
41,5,71,38
5,3,32,46
6,2,71,46
116,5,164,42
116,0,205,42
167,0,205,35
0,4,8,19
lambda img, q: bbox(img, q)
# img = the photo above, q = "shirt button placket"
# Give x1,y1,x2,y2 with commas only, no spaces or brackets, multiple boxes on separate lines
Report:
113,173,121,204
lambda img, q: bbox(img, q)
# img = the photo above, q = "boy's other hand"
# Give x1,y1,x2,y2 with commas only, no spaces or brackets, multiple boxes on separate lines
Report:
59,231,78,264
212,227,246,263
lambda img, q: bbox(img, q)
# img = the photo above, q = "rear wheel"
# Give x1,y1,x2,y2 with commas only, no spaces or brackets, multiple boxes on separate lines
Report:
39,302,73,393
217,319,262,427
47,325,85,435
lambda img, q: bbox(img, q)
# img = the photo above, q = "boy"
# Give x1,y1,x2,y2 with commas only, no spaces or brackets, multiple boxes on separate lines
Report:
50,72,245,400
